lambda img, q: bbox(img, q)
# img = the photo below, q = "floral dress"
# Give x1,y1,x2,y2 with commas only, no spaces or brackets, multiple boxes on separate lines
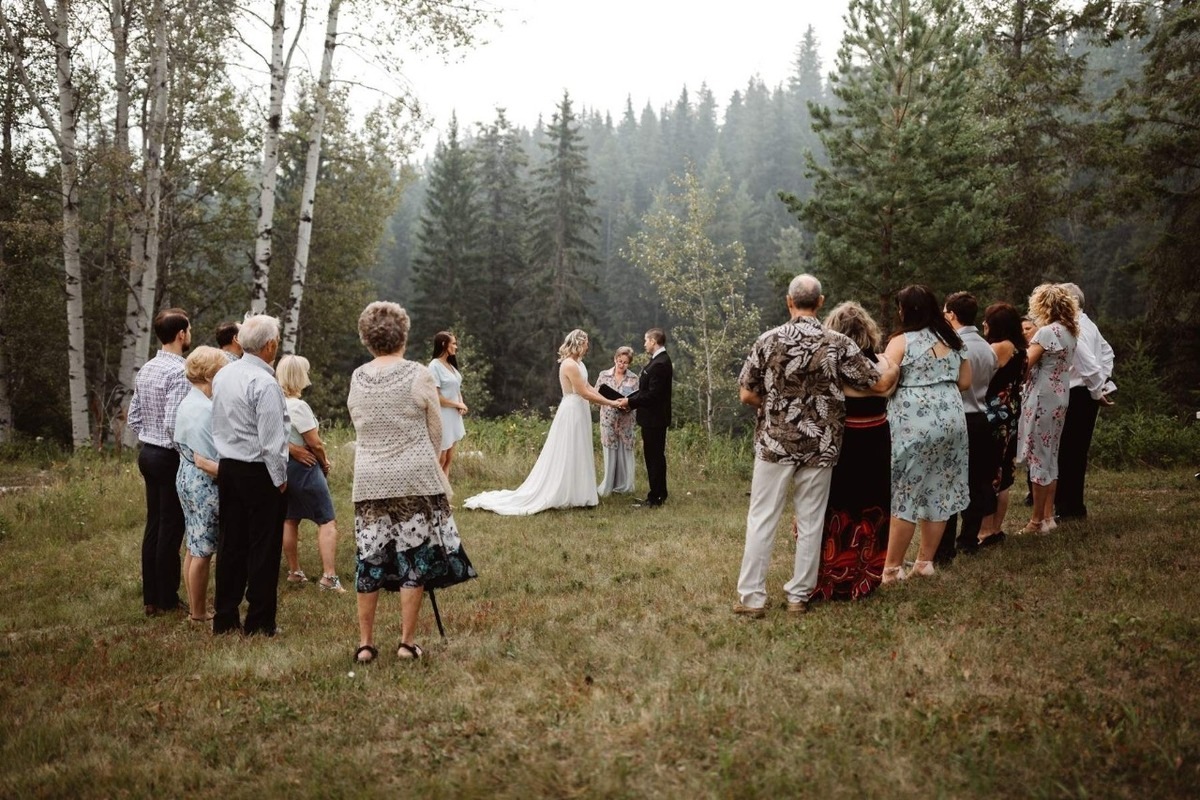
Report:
595,367,639,495
1017,323,1077,485
173,387,220,558
985,350,1027,492
888,328,970,523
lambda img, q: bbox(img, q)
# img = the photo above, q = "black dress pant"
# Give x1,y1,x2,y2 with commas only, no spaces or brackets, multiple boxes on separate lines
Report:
137,444,185,610
641,425,668,504
1056,387,1100,518
214,459,286,636
938,413,998,563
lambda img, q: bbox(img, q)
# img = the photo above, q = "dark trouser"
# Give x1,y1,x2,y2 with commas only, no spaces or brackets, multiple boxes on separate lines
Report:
137,444,185,610
641,425,668,504
938,413,998,564
1057,387,1100,518
214,459,286,636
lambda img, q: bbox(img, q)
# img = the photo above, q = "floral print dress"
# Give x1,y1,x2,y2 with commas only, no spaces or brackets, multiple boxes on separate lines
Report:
1017,322,1077,485
888,328,970,523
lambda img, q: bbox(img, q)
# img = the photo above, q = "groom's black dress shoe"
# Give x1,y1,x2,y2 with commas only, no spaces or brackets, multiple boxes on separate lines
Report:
632,498,663,508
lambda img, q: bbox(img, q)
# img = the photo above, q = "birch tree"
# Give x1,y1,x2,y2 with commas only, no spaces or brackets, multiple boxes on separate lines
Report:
1,0,90,447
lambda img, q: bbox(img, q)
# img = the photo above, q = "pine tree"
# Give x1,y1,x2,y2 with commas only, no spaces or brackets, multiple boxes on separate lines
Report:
526,92,599,405
788,0,996,328
410,114,483,350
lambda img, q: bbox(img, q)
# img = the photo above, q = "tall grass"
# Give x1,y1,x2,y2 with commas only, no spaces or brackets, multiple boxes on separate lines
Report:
0,417,1197,798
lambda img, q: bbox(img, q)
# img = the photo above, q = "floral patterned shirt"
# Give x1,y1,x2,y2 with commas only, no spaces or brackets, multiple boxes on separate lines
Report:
738,316,882,467
595,367,639,450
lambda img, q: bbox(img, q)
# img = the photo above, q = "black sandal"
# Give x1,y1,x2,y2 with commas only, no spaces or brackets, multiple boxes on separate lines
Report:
354,645,378,663
396,642,423,660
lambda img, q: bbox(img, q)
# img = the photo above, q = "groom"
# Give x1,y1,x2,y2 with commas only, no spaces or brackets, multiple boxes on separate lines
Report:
619,328,673,507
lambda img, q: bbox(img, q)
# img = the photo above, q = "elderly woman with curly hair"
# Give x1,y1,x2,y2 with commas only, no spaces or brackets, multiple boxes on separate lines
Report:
347,302,476,663
1016,283,1079,535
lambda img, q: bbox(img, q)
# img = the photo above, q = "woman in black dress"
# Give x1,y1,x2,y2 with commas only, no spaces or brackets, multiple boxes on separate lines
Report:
977,303,1027,546
811,301,895,600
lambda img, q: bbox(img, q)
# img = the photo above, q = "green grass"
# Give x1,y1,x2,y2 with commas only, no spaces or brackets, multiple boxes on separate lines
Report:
1,421,1198,798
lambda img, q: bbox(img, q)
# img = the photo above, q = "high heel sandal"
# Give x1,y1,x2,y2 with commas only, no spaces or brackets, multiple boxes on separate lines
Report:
1018,520,1043,535
1041,518,1058,533
881,565,907,585
909,560,935,578
286,570,308,583
319,574,347,594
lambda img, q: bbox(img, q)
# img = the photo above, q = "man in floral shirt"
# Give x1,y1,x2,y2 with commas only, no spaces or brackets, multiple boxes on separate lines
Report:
734,274,898,617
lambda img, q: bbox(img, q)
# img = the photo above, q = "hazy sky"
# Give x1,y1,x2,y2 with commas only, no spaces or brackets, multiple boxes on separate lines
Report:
395,0,851,148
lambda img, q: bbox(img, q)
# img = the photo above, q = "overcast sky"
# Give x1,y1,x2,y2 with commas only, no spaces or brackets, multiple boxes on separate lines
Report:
389,0,851,150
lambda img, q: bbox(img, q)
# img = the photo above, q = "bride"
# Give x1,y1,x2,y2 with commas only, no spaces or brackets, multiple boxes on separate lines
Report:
464,329,620,515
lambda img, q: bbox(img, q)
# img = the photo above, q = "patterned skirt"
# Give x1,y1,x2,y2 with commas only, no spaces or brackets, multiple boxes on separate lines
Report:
177,453,219,558
354,494,476,593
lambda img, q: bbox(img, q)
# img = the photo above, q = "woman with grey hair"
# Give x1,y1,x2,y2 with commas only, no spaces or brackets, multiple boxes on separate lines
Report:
594,345,639,495
347,301,476,663
464,328,621,515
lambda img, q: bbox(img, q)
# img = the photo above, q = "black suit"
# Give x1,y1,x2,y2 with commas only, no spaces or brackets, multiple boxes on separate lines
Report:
627,349,673,505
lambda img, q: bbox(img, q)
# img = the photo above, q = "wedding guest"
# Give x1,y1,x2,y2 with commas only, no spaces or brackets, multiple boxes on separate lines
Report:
812,301,896,601
616,329,673,508
1016,284,1079,535
173,346,228,622
277,355,345,594
881,285,971,583
936,292,997,562
977,302,1027,547
734,275,896,617
210,314,290,637
595,346,639,496
215,321,242,362
1021,315,1038,507
464,329,620,515
428,331,468,478
348,302,476,663
1055,283,1115,520
128,307,192,616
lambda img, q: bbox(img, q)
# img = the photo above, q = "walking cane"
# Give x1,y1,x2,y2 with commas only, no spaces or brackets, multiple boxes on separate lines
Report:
428,588,447,639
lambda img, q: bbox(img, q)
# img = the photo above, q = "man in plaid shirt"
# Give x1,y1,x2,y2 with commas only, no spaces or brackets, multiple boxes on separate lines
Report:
128,308,192,616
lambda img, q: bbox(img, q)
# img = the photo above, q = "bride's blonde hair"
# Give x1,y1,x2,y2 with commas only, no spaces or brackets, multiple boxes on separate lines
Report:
557,329,589,362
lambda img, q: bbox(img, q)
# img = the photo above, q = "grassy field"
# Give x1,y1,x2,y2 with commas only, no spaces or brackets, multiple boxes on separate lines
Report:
0,421,1197,798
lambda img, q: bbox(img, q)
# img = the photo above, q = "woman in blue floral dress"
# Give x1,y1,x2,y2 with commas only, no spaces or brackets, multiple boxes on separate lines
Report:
594,346,639,495
882,286,971,583
174,346,230,622
1016,283,1079,535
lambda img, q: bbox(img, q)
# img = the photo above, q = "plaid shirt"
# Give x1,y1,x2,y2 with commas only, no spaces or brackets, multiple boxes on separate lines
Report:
738,316,881,467
128,350,190,448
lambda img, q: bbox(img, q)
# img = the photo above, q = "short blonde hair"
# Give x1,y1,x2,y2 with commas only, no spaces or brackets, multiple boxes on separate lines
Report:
1028,283,1079,338
184,346,229,385
358,301,409,356
613,345,635,362
824,301,882,352
276,354,312,398
558,329,589,362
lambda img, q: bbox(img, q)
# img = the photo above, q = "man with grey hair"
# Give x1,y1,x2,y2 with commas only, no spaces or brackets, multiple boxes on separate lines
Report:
211,314,290,636
734,274,898,617
1057,283,1115,520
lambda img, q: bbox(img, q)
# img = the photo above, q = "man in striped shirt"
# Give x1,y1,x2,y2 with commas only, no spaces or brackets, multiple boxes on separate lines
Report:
128,307,192,616
211,314,290,637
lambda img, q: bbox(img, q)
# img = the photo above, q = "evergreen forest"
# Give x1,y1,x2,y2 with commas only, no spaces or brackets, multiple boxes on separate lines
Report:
2,0,1197,454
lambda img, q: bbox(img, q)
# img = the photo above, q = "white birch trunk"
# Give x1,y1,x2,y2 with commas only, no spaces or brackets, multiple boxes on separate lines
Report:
111,0,140,448
251,0,291,315
281,0,340,354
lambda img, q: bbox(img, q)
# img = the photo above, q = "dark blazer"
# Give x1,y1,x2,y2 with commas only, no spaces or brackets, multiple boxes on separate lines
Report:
627,349,672,428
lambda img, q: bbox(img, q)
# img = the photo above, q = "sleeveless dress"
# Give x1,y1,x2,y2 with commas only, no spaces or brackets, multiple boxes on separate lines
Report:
814,389,890,601
1017,323,1076,485
428,359,467,451
464,361,598,515
985,350,1027,493
888,329,970,523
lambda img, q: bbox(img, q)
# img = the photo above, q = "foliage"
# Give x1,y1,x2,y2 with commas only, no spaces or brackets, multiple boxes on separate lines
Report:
627,170,761,434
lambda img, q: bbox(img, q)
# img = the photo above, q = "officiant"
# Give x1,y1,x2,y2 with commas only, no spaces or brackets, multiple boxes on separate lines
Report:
594,346,639,496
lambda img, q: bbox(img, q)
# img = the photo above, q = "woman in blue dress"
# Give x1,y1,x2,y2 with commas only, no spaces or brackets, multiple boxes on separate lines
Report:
429,331,468,478
881,285,972,583
174,346,230,622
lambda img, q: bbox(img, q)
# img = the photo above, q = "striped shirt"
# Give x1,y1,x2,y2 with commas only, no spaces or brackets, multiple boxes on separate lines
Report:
127,350,190,448
211,353,291,487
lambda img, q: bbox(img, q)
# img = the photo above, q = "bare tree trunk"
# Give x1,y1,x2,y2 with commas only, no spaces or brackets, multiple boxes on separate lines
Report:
251,0,305,315
7,0,91,447
281,0,339,354
0,44,16,443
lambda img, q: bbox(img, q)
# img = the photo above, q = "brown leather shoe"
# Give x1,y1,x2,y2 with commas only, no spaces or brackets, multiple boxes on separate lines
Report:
732,603,766,619
787,600,809,615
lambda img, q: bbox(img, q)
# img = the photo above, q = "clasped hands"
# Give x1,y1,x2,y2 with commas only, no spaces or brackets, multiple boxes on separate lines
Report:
614,397,630,412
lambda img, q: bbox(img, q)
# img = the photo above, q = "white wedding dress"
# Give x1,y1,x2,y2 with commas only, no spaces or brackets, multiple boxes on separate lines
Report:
464,361,598,515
